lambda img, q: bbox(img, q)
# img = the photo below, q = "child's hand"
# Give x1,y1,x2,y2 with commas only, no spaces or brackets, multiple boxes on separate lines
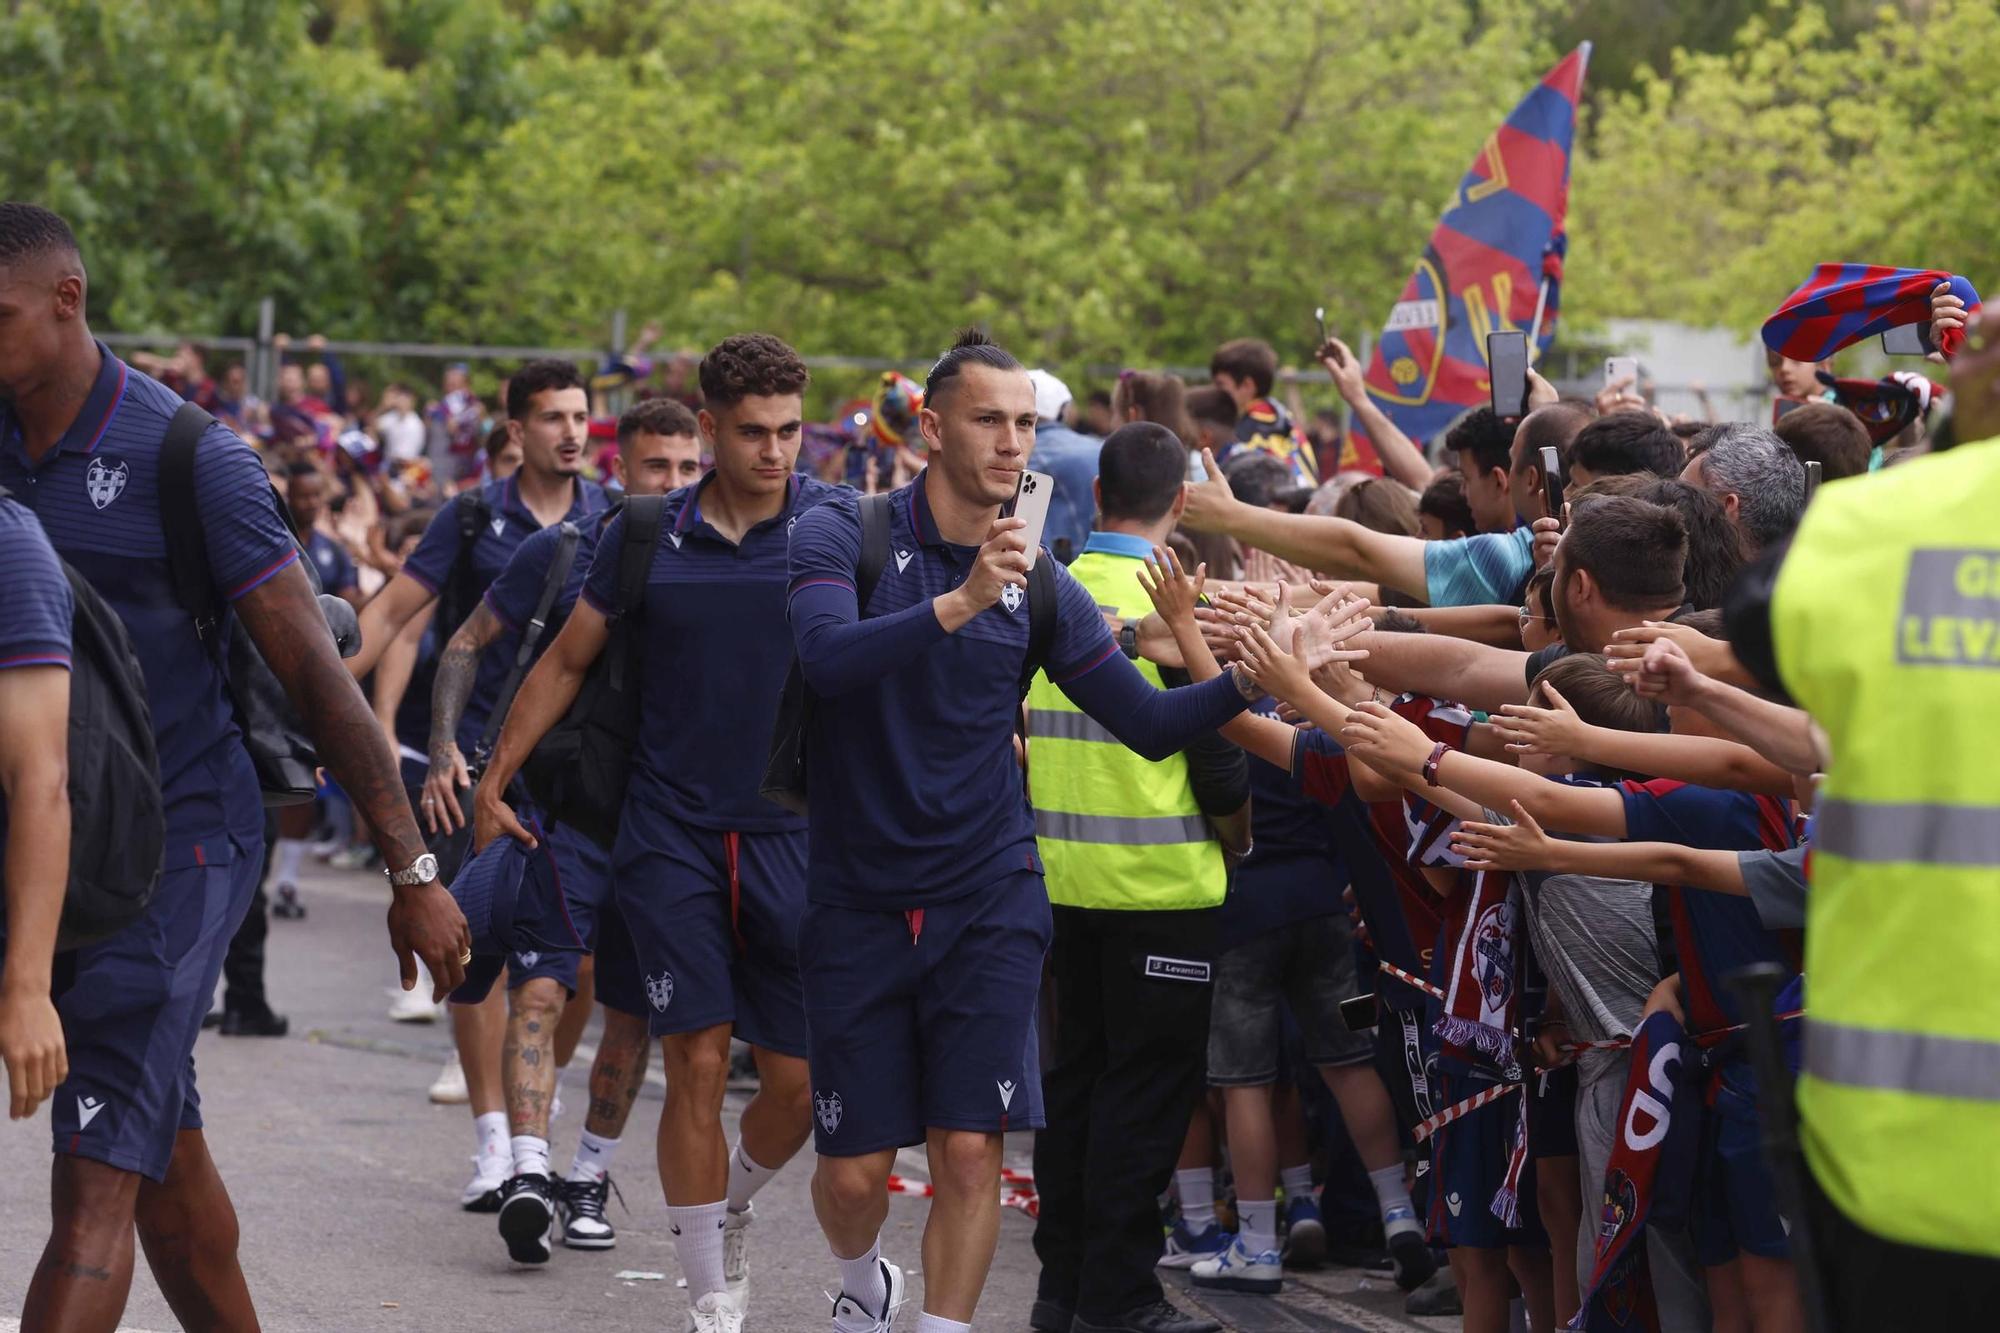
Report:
1449,800,1555,872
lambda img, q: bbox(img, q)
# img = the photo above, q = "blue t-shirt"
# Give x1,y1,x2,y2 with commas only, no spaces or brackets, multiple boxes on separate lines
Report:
304,528,357,595
405,474,608,751
0,345,298,867
1220,699,1348,950
0,498,75,852
786,473,1116,908
1620,778,1798,1035
584,473,841,833
1422,524,1535,608
1028,422,1102,565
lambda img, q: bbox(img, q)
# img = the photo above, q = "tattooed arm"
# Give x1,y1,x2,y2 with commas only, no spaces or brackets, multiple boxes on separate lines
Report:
235,561,470,998
423,601,507,836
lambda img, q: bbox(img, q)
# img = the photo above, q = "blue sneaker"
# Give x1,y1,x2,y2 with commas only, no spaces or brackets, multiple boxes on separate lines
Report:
1281,1194,1326,1267
1156,1220,1230,1269
1191,1234,1283,1294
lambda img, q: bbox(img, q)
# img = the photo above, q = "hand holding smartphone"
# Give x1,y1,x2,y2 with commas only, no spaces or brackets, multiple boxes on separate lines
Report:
1009,469,1056,570
1488,330,1530,419
1540,445,1565,524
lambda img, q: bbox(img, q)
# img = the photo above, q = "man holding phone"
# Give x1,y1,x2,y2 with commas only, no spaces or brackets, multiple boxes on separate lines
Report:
786,329,1262,1333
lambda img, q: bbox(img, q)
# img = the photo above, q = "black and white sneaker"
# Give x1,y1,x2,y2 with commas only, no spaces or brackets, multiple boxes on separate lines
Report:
558,1174,619,1250
498,1173,556,1264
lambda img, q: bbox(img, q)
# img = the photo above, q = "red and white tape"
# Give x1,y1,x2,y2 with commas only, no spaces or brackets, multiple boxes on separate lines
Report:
1374,960,1447,1002
885,1173,1039,1218
1413,1081,1520,1144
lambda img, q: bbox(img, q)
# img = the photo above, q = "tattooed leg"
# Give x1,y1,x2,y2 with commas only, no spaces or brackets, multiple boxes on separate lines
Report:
505,979,567,1140
24,1155,141,1331
584,1006,653,1140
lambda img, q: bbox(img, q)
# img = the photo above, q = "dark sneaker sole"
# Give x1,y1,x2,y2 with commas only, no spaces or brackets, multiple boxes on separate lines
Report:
462,1189,502,1214
1191,1273,1282,1295
499,1196,554,1263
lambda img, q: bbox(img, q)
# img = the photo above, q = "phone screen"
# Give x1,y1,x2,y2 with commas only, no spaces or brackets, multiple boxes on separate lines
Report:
1540,444,1565,522
1011,470,1056,571
1338,993,1380,1033
1881,322,1935,357
1487,330,1529,419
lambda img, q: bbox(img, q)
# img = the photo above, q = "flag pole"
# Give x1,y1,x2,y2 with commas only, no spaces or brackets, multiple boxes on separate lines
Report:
1527,276,1551,362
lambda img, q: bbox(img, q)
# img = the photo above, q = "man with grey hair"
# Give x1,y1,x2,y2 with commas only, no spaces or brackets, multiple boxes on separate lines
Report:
1681,423,1806,557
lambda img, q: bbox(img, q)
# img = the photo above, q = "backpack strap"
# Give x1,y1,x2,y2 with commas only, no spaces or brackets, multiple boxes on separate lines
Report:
478,522,581,755
609,496,666,691
854,493,893,611
1018,557,1059,697
157,402,223,642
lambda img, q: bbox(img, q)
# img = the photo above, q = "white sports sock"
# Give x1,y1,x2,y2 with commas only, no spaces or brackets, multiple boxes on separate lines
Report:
1280,1164,1314,1201
915,1315,969,1333
1238,1198,1279,1255
550,1065,567,1119
726,1140,777,1213
569,1129,618,1183
1176,1167,1217,1233
510,1134,550,1178
835,1237,888,1315
1369,1163,1421,1234
274,837,305,886
668,1200,729,1300
475,1111,509,1161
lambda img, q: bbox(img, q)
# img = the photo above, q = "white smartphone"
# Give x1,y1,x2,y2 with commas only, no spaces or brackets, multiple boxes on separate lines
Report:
1010,469,1056,570
1604,355,1640,392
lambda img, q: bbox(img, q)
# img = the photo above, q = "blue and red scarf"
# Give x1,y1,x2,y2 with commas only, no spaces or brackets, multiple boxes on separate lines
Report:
1762,264,1981,362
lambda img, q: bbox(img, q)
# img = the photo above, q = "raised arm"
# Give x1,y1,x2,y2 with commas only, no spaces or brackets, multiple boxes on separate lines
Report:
1491,681,1795,796
1613,636,1823,776
1320,337,1434,493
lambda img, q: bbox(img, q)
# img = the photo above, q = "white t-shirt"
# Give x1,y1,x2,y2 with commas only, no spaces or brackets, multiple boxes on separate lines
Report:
376,408,427,463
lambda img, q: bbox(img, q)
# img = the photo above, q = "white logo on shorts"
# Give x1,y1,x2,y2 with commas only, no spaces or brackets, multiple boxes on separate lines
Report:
85,457,128,510
997,1079,1016,1111
1000,583,1024,614
815,1090,843,1134
645,971,674,1012
1446,1191,1463,1217
77,1095,106,1130
516,950,540,969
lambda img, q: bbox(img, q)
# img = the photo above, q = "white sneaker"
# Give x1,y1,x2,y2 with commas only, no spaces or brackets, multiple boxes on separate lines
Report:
1190,1234,1283,1294
389,985,440,1023
685,1290,744,1333
723,1204,753,1307
461,1149,510,1211
428,1051,469,1104
829,1257,904,1332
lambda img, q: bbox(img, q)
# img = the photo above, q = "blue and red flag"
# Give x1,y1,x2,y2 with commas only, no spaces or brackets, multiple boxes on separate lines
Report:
1346,44,1589,471
1761,264,1982,363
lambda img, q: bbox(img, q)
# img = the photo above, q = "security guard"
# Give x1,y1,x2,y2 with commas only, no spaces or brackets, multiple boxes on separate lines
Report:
1759,306,2000,1330
1027,422,1250,1333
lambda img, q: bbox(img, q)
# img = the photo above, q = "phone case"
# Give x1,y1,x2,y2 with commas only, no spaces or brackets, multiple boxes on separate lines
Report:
1012,470,1056,570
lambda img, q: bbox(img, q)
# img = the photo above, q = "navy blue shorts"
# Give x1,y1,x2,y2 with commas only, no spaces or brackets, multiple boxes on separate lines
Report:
591,892,646,1019
1423,1062,1544,1250
450,822,600,1004
1693,1059,1789,1265
612,802,809,1054
45,836,261,1181
1528,1061,1579,1160
800,871,1052,1157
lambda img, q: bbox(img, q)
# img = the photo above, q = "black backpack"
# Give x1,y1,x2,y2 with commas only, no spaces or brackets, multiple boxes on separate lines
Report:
760,493,1056,815
0,488,166,950
521,497,665,849
158,404,346,806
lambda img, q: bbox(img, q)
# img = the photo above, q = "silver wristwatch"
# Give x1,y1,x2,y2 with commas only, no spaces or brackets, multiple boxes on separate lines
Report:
385,852,440,888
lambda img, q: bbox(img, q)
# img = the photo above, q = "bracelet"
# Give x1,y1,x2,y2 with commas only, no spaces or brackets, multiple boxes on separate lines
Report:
1422,741,1449,787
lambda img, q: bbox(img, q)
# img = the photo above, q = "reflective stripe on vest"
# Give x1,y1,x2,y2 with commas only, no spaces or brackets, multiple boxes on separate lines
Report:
1025,550,1226,912
1815,797,2000,867
1808,1020,2000,1102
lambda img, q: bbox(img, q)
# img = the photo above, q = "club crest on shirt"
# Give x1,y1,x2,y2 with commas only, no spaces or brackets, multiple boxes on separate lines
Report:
645,970,675,1012
1000,583,1024,614
85,457,128,510
815,1090,843,1134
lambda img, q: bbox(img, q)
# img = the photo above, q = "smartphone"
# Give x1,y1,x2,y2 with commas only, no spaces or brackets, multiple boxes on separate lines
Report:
1805,459,1822,501
1540,444,1565,523
1338,993,1380,1033
1604,355,1640,393
1882,322,1935,357
1186,450,1207,483
1010,469,1056,570
1773,396,1807,425
1487,330,1529,419
1314,305,1330,350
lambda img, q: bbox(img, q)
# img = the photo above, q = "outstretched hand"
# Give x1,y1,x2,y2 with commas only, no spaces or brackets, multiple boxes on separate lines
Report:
1338,699,1435,775
1449,800,1555,872
1136,546,1207,630
1492,681,1587,757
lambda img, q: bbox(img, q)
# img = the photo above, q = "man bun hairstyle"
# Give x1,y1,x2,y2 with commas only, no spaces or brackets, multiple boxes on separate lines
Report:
0,201,80,268
1209,338,1278,397
923,327,1023,407
506,358,587,421
618,396,698,445
699,333,810,408
1096,422,1185,524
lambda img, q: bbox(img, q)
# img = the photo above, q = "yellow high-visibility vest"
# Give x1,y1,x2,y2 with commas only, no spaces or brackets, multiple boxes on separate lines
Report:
1025,547,1227,911
1772,440,2000,1255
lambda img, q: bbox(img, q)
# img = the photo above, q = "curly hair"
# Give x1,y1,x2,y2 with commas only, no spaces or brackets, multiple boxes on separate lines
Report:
505,358,587,421
698,333,810,407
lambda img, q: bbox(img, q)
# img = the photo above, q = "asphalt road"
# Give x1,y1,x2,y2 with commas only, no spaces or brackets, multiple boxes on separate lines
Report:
0,859,1451,1332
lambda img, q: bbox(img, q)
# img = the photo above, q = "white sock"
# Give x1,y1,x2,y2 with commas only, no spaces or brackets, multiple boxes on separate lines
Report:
274,837,305,885
510,1134,549,1178
835,1237,888,1315
668,1201,729,1300
1280,1164,1314,1202
475,1111,509,1161
726,1140,776,1213
915,1315,969,1333
550,1065,567,1119
1238,1198,1278,1255
569,1129,618,1183
1176,1167,1217,1234
1369,1163,1421,1235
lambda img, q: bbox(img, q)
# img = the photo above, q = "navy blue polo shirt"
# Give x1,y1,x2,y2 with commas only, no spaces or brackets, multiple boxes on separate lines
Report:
0,344,297,866
0,497,74,851
404,474,608,752
787,472,1118,909
482,513,604,648
583,473,842,833
304,528,357,595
